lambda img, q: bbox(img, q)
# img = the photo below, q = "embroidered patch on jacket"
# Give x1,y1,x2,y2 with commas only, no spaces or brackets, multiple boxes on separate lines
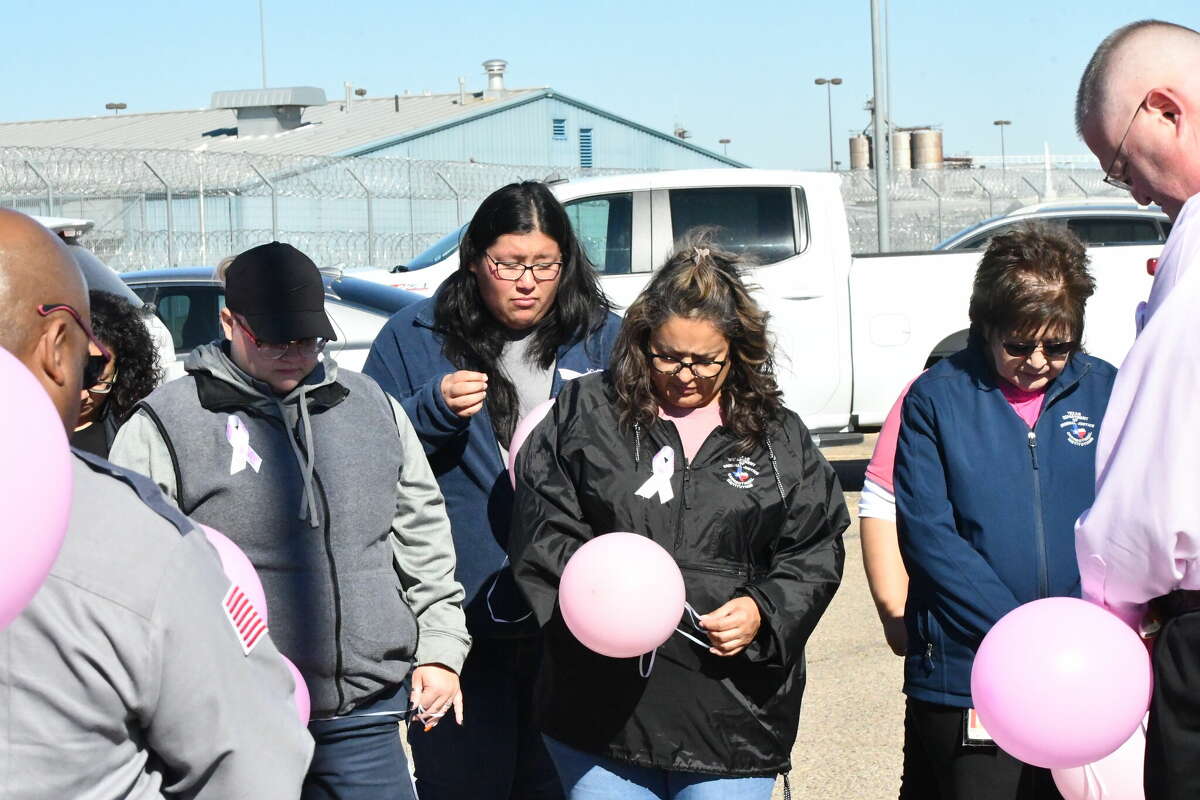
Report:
1060,411,1096,447
223,584,268,656
724,457,760,489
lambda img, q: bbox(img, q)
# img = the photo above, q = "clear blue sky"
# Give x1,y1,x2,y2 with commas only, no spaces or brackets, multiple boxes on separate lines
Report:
1,0,1195,169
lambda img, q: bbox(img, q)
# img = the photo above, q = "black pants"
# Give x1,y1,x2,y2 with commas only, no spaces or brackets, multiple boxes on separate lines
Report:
407,636,563,800
302,686,416,800
900,698,1062,800
1146,609,1200,800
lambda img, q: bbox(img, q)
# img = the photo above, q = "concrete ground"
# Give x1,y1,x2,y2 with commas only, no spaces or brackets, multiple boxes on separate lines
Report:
777,434,907,799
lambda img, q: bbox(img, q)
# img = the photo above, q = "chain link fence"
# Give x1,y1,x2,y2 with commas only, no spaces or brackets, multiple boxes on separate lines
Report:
841,164,1131,253
0,145,1129,268
0,146,645,271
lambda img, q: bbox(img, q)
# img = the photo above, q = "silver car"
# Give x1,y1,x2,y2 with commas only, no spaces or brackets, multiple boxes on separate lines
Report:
935,201,1172,250
123,267,423,377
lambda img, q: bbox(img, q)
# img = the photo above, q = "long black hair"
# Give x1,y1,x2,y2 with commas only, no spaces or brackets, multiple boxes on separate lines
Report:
434,181,613,446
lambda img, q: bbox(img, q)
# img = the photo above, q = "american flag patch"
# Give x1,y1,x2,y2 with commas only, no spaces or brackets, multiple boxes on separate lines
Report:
223,584,268,656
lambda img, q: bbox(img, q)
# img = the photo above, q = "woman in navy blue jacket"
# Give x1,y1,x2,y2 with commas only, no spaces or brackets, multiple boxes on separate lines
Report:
364,182,621,800
894,223,1117,800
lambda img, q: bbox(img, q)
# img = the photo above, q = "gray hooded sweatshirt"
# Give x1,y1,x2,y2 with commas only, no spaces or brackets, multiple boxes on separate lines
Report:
110,343,470,718
0,453,313,799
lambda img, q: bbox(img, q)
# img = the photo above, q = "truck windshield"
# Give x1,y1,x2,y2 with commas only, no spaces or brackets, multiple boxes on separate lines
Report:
406,225,466,271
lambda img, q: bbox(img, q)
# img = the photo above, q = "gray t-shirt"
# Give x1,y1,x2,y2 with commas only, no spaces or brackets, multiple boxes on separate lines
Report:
497,329,554,461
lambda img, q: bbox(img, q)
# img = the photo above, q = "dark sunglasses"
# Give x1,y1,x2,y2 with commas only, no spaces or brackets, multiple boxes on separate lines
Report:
1001,340,1078,359
37,303,113,387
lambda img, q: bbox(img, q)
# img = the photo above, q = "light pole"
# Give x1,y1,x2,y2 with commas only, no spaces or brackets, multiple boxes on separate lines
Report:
104,102,127,116
815,78,843,171
993,120,1011,173
718,138,731,156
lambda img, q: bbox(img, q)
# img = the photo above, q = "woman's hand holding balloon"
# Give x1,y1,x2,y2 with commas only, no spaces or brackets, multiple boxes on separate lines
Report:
699,597,762,657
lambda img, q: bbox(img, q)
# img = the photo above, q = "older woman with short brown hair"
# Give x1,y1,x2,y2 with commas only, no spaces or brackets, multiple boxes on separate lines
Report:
894,222,1117,799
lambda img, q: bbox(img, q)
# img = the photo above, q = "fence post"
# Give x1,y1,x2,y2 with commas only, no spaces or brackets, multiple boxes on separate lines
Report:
24,160,53,216
196,152,207,266
226,192,236,254
143,160,174,268
970,176,994,217
1020,176,1043,204
345,168,375,266
919,177,944,243
434,171,463,226
249,163,278,241
407,159,416,259
1067,176,1090,198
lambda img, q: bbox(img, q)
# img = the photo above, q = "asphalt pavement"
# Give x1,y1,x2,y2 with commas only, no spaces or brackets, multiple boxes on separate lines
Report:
778,434,906,799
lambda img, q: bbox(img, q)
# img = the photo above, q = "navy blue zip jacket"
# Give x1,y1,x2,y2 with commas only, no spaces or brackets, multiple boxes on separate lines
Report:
894,340,1116,707
363,295,622,638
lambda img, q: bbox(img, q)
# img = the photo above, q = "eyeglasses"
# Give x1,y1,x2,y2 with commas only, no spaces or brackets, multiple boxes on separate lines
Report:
484,252,562,282
87,371,118,395
645,350,728,379
235,316,327,361
1103,92,1150,193
1001,340,1078,359
36,303,113,388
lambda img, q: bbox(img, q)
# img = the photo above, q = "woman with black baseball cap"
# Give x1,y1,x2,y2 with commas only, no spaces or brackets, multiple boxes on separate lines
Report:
111,240,471,799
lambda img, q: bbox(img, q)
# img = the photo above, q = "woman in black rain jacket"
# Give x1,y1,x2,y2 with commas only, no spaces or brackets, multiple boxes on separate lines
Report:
509,239,848,797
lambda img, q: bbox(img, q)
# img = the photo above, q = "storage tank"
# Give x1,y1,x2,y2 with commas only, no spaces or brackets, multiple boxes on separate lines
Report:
849,135,871,170
911,129,944,169
891,131,912,170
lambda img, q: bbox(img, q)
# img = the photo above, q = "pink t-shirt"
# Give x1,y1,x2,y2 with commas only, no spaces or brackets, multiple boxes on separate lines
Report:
659,401,723,462
998,381,1045,429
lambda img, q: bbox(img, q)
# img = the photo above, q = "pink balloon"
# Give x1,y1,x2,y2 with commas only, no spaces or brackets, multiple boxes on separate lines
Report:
1052,717,1147,800
281,656,311,724
971,597,1152,769
0,348,72,631
200,525,269,624
508,398,556,488
559,532,685,658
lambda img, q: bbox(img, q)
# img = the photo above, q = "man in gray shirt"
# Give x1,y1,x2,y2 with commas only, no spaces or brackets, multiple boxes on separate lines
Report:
0,209,313,799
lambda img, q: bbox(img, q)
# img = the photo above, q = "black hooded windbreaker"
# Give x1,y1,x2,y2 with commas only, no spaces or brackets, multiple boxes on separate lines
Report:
509,373,848,777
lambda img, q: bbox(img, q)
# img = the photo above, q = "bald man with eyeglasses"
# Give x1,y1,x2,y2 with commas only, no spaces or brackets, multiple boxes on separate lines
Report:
0,209,314,799
1074,19,1200,800
110,241,470,800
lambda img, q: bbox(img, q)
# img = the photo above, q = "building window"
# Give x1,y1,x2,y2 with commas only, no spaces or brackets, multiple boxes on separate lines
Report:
552,118,566,140
579,128,593,168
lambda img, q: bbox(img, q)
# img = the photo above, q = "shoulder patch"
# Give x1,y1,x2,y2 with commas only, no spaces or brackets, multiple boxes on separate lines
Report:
223,584,268,655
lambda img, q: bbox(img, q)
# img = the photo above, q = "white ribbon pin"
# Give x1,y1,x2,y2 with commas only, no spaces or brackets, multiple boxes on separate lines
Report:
226,414,263,475
635,446,675,504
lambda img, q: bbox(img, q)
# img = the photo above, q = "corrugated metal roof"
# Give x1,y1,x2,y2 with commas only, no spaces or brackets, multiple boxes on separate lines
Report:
0,88,548,157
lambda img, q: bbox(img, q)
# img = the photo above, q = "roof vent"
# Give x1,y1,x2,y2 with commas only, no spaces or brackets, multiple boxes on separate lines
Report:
482,59,507,100
211,86,327,137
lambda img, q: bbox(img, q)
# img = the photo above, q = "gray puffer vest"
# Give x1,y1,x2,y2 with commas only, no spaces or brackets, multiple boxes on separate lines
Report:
137,344,418,717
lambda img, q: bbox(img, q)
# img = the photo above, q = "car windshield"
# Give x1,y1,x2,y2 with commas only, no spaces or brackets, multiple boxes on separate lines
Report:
406,225,466,271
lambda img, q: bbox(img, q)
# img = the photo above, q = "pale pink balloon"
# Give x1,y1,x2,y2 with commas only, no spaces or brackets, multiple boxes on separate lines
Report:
1052,717,1147,800
281,656,311,723
971,597,1152,769
559,532,685,658
200,524,269,624
508,398,556,488
0,348,72,631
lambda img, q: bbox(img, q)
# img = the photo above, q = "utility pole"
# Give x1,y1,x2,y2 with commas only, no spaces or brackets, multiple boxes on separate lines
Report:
259,0,268,88
870,0,891,251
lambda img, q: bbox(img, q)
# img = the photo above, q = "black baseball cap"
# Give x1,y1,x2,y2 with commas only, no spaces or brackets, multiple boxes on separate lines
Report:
225,242,337,343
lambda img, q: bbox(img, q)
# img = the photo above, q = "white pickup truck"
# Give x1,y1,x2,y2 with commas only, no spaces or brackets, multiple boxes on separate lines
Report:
357,169,1157,434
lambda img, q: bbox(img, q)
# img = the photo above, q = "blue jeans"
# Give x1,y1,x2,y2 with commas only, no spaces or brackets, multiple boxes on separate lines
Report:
543,736,776,800
302,686,417,800
407,637,562,800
